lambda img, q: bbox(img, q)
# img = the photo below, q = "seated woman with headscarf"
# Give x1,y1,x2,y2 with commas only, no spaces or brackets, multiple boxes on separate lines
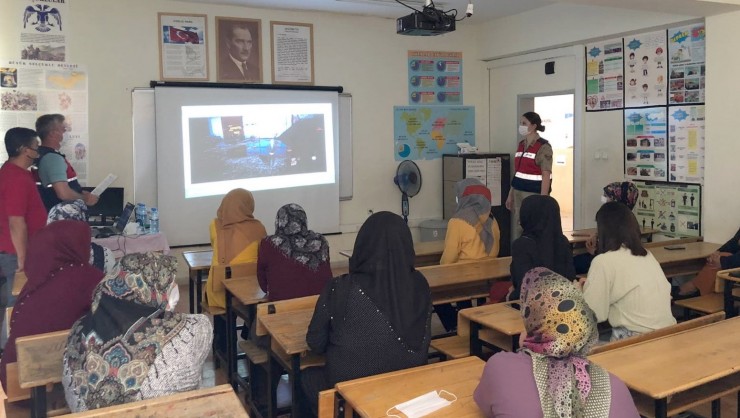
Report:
574,181,639,275
0,220,104,390
301,212,433,415
474,267,639,418
437,178,500,331
46,199,116,274
582,202,676,341
257,203,332,302
62,252,212,412
508,195,575,301
204,188,266,310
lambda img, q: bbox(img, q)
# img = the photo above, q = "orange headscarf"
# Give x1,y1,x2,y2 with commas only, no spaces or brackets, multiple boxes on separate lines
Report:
215,188,266,264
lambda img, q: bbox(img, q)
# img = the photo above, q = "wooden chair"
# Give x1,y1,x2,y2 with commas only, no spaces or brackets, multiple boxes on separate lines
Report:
247,295,322,416
202,262,257,368
15,329,71,418
590,311,725,355
430,300,519,359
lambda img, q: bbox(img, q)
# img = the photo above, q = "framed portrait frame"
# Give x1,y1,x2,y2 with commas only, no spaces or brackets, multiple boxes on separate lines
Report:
157,13,209,81
216,17,263,83
270,21,315,85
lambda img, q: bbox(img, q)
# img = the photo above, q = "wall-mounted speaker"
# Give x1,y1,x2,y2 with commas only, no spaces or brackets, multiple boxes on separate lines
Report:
545,61,555,75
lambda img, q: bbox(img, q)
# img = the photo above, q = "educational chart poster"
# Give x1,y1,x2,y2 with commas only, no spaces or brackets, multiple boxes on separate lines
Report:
633,181,701,237
624,107,668,182
394,106,474,161
0,60,89,184
668,105,705,184
408,51,462,105
668,24,705,104
585,39,624,111
624,31,667,108
18,0,68,61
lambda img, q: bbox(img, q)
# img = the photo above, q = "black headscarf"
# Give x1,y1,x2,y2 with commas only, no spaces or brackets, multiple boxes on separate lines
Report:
519,195,575,279
343,211,431,350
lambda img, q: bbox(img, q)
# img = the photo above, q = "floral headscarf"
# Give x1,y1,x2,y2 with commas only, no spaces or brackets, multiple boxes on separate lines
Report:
268,203,329,271
63,252,187,410
603,182,638,210
520,267,611,418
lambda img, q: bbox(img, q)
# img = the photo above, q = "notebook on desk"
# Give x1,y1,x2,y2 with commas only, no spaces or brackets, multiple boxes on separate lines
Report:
91,202,135,238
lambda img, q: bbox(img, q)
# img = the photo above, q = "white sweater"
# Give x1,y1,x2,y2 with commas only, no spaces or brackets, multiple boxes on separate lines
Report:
583,246,676,333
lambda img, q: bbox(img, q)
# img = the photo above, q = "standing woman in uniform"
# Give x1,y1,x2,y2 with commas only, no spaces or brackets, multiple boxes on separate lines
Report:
505,112,553,239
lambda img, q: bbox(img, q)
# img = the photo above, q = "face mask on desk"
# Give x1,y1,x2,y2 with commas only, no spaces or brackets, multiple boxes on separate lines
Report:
386,390,456,418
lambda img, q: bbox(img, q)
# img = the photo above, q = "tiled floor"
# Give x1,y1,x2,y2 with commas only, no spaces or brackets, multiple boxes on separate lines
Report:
4,284,738,417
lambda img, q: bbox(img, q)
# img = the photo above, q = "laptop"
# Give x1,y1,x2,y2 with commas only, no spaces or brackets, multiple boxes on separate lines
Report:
92,202,135,238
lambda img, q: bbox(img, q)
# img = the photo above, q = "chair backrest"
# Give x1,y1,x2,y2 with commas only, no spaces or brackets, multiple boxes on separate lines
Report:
210,262,257,293
16,329,70,389
590,311,725,355
255,294,319,337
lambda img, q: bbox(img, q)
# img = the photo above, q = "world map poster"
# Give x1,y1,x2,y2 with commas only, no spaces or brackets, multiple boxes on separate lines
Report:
393,106,474,161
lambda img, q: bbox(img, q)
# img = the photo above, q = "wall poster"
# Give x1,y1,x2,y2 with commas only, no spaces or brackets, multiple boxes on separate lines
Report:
585,39,624,111
0,60,89,184
633,181,701,238
625,107,667,182
668,24,705,105
18,0,67,62
157,13,208,81
668,105,704,184
624,31,667,108
407,51,462,105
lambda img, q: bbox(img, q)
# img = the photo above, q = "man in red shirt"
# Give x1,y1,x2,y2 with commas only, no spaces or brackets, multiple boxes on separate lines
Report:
0,127,47,347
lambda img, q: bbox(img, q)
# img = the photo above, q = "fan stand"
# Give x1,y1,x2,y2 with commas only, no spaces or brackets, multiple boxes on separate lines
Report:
401,192,410,224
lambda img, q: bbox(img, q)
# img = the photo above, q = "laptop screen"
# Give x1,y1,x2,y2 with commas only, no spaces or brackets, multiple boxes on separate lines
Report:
115,202,135,232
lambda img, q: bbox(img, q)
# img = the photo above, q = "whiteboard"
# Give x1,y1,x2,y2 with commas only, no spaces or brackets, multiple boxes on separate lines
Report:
131,88,353,207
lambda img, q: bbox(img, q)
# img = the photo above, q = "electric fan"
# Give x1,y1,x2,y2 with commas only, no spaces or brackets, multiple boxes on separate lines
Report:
393,160,422,224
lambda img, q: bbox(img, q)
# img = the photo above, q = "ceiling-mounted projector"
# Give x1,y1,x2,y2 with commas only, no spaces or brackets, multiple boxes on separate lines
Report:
396,8,456,36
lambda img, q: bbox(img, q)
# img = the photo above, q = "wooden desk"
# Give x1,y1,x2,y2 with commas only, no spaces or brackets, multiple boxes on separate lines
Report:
92,232,170,258
564,227,657,245
459,303,524,356
64,385,249,417
717,268,740,318
419,257,511,291
11,271,27,297
335,356,485,418
589,317,740,418
182,250,212,314
650,241,720,277
340,240,446,267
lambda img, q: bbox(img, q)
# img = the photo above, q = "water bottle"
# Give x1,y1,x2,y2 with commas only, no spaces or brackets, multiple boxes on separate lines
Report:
149,207,159,234
135,203,147,227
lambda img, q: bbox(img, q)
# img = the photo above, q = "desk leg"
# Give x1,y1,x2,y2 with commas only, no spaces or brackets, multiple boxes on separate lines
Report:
470,322,482,358
291,354,302,418
711,398,721,418
196,270,204,314
226,290,237,392
511,334,519,352
189,272,195,314
31,386,46,418
725,279,737,319
266,348,278,418
654,398,667,418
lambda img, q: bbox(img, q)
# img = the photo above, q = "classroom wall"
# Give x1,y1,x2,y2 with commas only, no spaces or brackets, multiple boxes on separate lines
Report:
478,3,740,241
0,0,487,237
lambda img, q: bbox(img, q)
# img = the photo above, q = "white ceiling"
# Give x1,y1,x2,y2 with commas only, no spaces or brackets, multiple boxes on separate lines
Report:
175,0,740,21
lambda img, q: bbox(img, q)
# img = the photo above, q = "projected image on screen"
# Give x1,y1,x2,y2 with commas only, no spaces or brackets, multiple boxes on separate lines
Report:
182,103,335,198
189,113,326,182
